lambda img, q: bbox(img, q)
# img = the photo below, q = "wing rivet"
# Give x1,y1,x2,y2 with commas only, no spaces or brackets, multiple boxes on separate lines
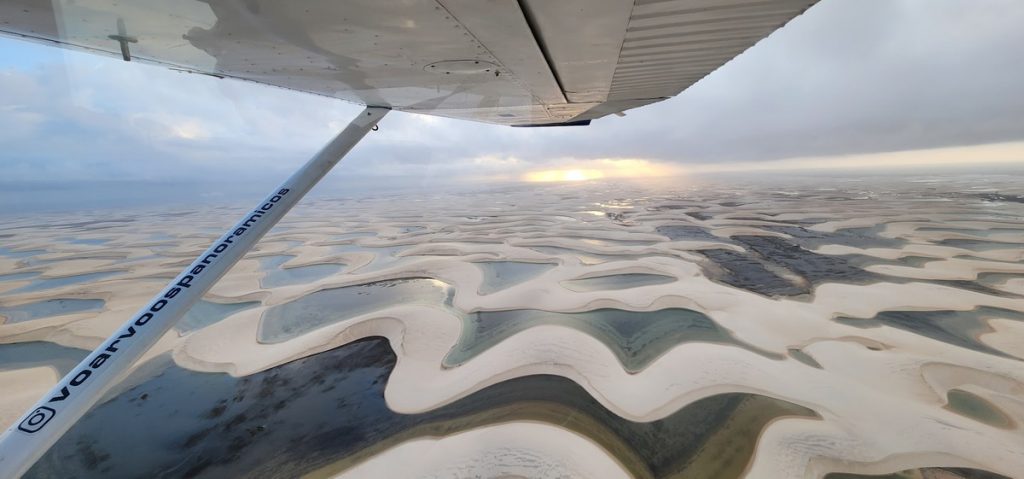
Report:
424,60,499,75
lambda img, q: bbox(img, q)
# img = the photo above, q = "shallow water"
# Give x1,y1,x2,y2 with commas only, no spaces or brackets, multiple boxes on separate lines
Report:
9,271,122,294
527,245,619,263
0,298,105,323
945,388,1014,429
835,307,1024,360
27,338,813,479
937,238,1024,251
701,248,806,296
446,308,778,372
788,347,823,369
258,278,453,343
258,255,345,288
561,273,676,292
475,261,555,294
0,341,89,375
733,235,877,286
177,299,261,335
656,224,722,242
327,244,409,273
825,468,1011,479
0,271,42,283
0,246,46,258
62,238,111,246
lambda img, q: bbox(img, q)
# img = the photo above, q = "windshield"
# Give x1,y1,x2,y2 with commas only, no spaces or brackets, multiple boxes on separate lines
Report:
1,1,1023,479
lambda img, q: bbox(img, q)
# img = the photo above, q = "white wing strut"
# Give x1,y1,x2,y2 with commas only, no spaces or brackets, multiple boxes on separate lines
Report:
0,106,390,478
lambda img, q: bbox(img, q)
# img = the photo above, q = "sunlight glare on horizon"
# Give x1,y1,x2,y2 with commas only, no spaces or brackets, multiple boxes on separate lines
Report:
523,169,605,182
521,159,679,183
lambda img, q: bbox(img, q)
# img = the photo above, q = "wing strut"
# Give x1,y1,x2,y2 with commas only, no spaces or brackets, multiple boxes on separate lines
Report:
0,106,389,477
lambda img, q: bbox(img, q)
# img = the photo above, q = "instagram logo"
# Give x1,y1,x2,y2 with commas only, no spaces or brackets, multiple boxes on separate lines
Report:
17,407,55,433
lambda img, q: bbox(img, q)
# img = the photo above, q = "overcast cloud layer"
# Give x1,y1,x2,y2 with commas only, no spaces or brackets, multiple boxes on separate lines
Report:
1,0,1024,210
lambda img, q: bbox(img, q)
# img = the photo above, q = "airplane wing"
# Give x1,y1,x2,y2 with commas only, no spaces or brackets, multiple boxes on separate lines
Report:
0,0,817,125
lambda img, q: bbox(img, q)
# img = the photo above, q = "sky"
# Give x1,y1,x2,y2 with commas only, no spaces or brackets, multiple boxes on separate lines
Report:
2,0,1024,212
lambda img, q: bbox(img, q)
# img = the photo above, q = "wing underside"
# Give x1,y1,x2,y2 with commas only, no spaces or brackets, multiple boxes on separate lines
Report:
0,0,817,125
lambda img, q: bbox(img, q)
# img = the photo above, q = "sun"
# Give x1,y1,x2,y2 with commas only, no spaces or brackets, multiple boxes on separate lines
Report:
563,169,588,181
523,169,604,182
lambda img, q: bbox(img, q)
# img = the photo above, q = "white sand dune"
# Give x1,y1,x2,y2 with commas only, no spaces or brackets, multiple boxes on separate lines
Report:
314,422,632,479
2,177,1024,478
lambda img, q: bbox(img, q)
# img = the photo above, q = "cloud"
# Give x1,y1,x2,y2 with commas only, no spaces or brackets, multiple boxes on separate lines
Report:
1,0,1023,196
682,141,1024,174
